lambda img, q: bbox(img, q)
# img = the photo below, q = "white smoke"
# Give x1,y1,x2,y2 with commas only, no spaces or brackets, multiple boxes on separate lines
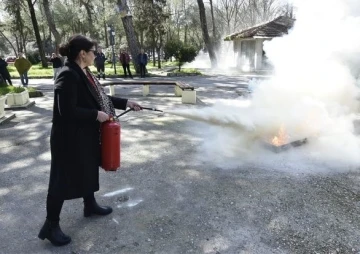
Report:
171,0,360,171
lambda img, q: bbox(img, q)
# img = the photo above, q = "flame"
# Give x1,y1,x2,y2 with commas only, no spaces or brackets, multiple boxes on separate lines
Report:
271,125,289,147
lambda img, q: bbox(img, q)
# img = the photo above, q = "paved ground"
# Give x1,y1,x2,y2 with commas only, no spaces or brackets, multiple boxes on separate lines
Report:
1,74,360,254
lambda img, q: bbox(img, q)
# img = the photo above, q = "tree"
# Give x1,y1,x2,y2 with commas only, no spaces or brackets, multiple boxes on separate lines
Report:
117,0,141,73
164,39,182,60
197,0,217,68
164,40,197,71
133,0,169,68
79,0,96,39
215,0,244,34
177,45,197,71
42,0,61,53
26,0,48,67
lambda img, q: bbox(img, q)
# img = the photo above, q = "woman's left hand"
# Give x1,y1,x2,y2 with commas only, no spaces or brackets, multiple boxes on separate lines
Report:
127,100,142,111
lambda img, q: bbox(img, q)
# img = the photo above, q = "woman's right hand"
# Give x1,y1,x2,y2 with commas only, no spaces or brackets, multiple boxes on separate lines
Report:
97,111,109,122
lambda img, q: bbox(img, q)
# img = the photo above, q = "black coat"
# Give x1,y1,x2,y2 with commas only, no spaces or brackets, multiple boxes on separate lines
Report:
0,59,10,78
95,53,106,67
50,57,63,68
48,61,127,200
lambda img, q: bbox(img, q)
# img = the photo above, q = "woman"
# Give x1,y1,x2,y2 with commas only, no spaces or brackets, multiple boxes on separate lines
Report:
38,35,141,246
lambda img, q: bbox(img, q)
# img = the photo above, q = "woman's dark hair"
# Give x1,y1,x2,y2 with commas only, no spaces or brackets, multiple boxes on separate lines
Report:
59,35,96,61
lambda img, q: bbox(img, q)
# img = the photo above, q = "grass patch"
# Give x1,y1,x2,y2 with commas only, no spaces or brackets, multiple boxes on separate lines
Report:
0,85,25,95
8,63,135,77
7,61,180,77
8,64,53,77
28,86,44,97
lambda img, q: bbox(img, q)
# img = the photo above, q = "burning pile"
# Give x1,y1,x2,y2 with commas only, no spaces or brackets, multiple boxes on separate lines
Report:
264,125,308,153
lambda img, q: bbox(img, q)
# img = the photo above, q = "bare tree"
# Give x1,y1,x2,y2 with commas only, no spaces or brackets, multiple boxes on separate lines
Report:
239,0,285,28
197,0,217,67
215,0,244,35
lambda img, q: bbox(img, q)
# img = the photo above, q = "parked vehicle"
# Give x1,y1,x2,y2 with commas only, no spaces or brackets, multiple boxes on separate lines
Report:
5,56,16,63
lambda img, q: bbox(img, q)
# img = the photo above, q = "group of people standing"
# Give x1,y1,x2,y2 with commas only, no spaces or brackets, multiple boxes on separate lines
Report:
94,47,148,79
0,47,148,87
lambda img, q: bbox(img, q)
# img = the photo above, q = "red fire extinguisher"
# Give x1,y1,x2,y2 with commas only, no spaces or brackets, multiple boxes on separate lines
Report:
100,107,163,172
101,117,121,171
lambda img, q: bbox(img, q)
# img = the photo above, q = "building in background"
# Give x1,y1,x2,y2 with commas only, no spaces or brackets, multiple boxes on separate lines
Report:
224,16,295,72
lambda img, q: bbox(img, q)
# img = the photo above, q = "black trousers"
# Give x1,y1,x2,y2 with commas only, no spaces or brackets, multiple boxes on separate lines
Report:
46,193,95,222
139,63,146,78
96,64,105,78
122,64,132,78
0,73,12,85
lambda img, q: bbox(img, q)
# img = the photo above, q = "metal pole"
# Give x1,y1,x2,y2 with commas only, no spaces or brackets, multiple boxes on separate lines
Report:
112,44,116,74
111,28,117,75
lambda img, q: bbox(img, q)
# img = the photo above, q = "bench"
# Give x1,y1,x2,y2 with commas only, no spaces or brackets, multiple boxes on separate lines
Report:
100,80,196,104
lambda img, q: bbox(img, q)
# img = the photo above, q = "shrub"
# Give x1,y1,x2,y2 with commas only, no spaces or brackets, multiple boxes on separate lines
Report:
177,46,197,71
10,86,26,93
164,40,182,61
27,51,41,65
164,40,197,71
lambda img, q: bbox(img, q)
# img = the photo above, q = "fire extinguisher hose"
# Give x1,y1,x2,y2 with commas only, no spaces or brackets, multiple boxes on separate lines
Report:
115,106,163,119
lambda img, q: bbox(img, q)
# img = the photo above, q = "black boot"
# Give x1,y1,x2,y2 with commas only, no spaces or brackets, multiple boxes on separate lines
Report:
38,219,71,246
84,200,112,217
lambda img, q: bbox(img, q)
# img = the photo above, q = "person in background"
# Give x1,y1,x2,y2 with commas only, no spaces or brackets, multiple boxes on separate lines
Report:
94,47,106,80
119,48,133,79
14,52,32,87
0,56,12,86
137,48,148,78
37,34,141,247
50,53,63,80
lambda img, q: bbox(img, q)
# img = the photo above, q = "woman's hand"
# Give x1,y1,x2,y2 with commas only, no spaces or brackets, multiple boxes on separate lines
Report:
97,111,110,122
127,100,142,111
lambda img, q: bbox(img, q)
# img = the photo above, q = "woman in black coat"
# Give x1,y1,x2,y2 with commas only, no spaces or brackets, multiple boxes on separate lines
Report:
38,35,141,246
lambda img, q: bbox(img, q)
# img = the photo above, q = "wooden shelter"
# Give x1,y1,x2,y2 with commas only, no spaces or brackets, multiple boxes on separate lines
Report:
224,16,295,72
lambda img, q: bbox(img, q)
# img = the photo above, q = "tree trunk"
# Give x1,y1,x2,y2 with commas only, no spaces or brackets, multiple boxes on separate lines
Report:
184,24,188,44
157,46,161,69
81,1,95,38
117,0,141,73
197,0,217,68
101,0,108,48
15,6,25,54
15,35,20,54
43,0,61,53
209,0,216,37
104,21,109,48
26,0,48,67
